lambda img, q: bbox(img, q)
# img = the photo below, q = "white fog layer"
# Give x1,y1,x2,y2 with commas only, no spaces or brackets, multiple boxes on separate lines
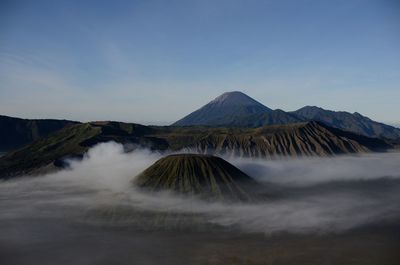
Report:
1,142,399,234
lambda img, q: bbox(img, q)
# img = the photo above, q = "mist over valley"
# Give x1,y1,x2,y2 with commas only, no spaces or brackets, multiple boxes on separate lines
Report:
1,142,400,264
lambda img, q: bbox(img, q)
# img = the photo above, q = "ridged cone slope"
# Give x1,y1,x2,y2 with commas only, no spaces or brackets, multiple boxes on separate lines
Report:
134,154,256,201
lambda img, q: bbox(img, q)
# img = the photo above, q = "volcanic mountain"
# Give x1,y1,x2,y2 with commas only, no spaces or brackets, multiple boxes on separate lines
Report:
172,91,400,140
173,91,273,126
134,154,256,201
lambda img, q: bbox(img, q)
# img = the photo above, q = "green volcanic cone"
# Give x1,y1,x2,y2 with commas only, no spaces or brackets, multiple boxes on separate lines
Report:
134,154,257,201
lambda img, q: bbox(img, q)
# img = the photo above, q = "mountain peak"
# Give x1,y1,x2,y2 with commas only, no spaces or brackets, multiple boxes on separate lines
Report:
209,91,268,108
297,105,325,111
212,91,249,102
172,91,271,126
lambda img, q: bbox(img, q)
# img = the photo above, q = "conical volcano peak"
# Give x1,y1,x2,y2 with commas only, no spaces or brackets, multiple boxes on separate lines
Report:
172,91,272,126
210,91,265,106
133,154,257,201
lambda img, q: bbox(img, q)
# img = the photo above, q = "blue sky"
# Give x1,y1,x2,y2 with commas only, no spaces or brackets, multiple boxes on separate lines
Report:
0,0,399,124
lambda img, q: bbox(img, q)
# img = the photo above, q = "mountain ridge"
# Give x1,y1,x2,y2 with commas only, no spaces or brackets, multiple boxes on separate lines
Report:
0,115,79,152
0,120,392,179
172,92,400,139
291,106,400,139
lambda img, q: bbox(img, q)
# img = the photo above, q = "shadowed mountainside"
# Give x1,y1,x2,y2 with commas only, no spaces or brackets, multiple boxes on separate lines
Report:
292,106,400,140
0,115,79,152
134,154,257,201
223,109,304,127
0,121,392,179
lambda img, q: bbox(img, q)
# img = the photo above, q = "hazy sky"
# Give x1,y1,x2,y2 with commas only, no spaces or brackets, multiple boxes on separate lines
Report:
0,0,399,124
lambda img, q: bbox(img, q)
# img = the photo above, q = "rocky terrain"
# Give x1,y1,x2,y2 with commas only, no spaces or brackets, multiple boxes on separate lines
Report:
182,121,390,158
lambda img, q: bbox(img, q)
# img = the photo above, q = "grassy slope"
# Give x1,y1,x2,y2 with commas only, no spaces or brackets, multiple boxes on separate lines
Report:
0,124,101,177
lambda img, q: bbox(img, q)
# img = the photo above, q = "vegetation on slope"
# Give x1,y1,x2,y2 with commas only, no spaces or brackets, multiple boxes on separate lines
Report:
135,154,257,201
0,123,100,178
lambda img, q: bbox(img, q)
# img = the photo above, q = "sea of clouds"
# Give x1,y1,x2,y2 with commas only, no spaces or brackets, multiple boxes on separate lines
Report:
1,141,399,234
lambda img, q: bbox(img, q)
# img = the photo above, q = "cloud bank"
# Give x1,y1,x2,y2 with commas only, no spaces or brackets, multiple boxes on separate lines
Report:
0,142,399,234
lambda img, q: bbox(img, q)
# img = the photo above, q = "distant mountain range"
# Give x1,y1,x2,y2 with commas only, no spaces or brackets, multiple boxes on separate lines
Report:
0,91,398,154
172,91,400,140
0,91,397,179
0,121,391,179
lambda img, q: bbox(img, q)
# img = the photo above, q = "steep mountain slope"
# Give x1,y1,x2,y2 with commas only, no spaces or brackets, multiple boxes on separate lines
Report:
0,121,392,179
181,122,390,158
292,106,400,139
0,115,79,152
172,91,272,126
226,109,304,127
134,154,256,201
